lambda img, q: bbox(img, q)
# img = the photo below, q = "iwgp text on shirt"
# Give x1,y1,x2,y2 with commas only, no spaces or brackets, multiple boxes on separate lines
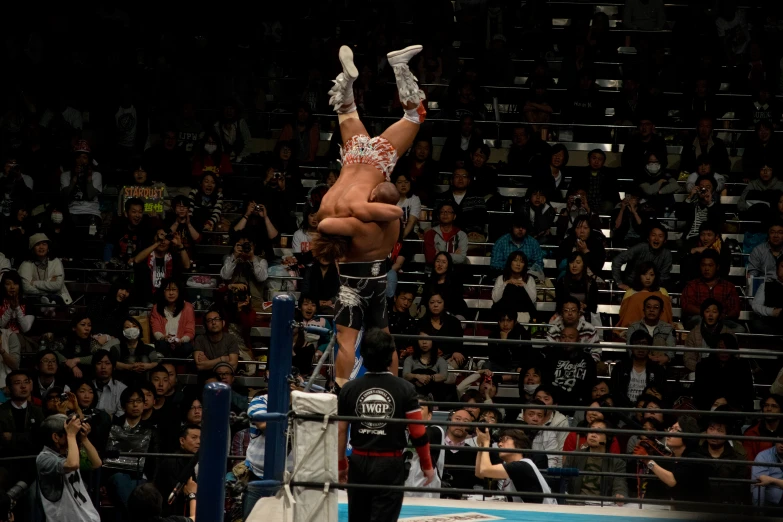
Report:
552,359,587,392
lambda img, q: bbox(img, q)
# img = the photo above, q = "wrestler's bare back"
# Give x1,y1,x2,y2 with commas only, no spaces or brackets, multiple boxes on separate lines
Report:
317,164,388,219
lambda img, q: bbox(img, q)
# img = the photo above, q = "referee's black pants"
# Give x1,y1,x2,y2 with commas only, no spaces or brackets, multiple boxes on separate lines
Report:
347,454,406,522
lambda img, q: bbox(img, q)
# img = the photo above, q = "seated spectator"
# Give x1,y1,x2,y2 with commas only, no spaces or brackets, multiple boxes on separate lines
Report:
439,115,483,170
32,350,66,402
394,173,421,240
147,365,183,449
39,204,75,260
403,331,453,401
692,333,754,413
132,228,191,304
567,149,618,214
417,291,464,341
423,202,468,264
300,258,339,314
90,350,127,417
531,143,568,204
435,168,488,241
474,427,554,504
70,379,112,450
752,442,783,507
564,419,627,503
683,299,744,372
114,317,160,382
547,297,600,363
612,331,667,406
0,270,33,335
220,234,269,313
181,395,203,429
290,205,317,264
490,212,544,275
389,287,418,357
0,203,32,265
128,481,198,522
610,189,654,249
392,138,439,205
742,120,778,183
441,408,481,495
164,195,201,258
260,167,298,235
739,163,783,221
18,233,72,305
612,222,672,289
684,155,726,198
679,77,720,127
491,252,536,323
680,116,730,176
60,140,103,234
87,278,133,339
519,399,562,469
507,124,549,172
105,197,158,264
212,363,249,414
151,278,195,358
636,152,680,213
422,252,468,320
743,394,783,462
53,314,119,379
678,221,731,283
142,127,191,187
748,220,783,279
681,250,740,328
278,102,319,163
194,309,239,373
512,187,556,243
232,198,278,262
547,327,597,407
191,129,232,178
118,165,170,221
617,262,673,329
555,252,599,324
626,400,666,454
563,399,622,453
531,384,569,455
625,296,675,361
214,100,251,161
621,116,668,173
467,143,498,198
518,365,546,402
555,214,605,276
486,309,534,376
188,172,224,232
154,424,200,517
751,256,783,335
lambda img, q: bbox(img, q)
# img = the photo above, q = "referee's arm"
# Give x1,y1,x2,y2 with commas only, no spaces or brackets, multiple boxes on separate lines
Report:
406,408,435,484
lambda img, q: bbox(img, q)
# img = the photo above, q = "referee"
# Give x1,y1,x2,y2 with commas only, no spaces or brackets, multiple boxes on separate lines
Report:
338,328,435,522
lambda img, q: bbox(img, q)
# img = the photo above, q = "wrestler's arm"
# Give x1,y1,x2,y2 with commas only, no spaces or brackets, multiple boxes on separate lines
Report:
349,201,403,222
317,217,365,237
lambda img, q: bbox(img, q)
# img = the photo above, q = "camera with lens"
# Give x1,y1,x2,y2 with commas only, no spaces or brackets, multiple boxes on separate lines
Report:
165,233,175,241
241,242,252,253
59,392,70,402
272,171,284,180
698,187,709,195
254,204,263,212
573,196,582,208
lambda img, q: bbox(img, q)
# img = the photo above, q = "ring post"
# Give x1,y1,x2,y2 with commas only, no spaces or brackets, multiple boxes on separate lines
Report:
196,381,231,522
261,294,295,496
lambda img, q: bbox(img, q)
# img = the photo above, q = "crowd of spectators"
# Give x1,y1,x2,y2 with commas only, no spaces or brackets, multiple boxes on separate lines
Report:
0,1,782,520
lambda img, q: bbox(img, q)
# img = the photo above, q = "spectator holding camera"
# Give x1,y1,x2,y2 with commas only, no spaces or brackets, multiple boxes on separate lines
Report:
36,413,102,521
59,140,103,236
676,175,724,251
220,234,269,313
555,189,603,240
151,278,194,358
133,228,191,303
164,195,202,258
232,199,278,262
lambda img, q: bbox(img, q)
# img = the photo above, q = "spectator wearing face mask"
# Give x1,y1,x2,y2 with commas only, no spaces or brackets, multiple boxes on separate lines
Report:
636,152,680,214
191,130,232,179
114,317,160,383
40,204,76,260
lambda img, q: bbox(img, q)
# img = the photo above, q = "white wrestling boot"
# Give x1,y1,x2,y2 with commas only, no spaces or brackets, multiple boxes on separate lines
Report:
387,45,426,107
328,45,359,113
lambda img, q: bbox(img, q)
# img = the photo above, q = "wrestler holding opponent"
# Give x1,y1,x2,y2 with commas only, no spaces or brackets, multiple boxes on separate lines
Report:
311,44,426,389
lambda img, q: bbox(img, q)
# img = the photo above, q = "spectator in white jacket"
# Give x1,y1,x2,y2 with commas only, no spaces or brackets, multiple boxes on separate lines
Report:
17,233,72,305
220,233,269,312
423,202,468,264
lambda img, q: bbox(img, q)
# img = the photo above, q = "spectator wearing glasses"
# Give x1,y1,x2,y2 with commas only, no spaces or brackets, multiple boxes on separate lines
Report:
423,202,468,265
32,349,66,402
220,234,269,313
194,309,239,374
436,167,488,242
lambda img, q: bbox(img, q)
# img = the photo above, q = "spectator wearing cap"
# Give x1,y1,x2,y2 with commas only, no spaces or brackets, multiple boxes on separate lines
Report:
142,126,192,187
490,212,544,275
680,116,731,176
696,413,749,505
621,116,668,174
32,349,66,403
59,140,103,234
212,362,249,413
18,233,72,306
680,249,740,329
435,167,488,241
692,333,754,413
752,442,783,507
748,220,783,279
612,222,672,290
423,201,468,264
744,394,783,462
611,330,667,406
751,256,783,335
193,309,239,373
645,416,711,504
567,149,619,214
512,186,556,243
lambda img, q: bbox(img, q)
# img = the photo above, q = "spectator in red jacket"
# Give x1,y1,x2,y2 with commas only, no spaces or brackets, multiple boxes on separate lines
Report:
191,129,233,178
680,249,741,330
150,278,196,358
563,399,622,454
743,394,783,461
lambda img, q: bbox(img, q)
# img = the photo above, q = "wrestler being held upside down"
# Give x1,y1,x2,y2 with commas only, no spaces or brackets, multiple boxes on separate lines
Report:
311,44,427,389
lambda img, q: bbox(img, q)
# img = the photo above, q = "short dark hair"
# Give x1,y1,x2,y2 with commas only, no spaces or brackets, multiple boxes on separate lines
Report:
359,328,396,372
180,423,201,439
124,197,145,214
498,428,530,449
511,211,530,229
699,249,720,265
35,349,58,367
694,175,716,191
395,286,415,298
128,483,163,518
587,149,606,161
643,295,664,310
472,143,490,158
7,369,33,383
203,306,224,326
533,383,560,404
149,365,170,379
120,386,145,407
560,296,581,313
137,380,158,400
698,221,720,235
700,297,724,315
676,415,701,451
172,194,190,208
628,330,653,346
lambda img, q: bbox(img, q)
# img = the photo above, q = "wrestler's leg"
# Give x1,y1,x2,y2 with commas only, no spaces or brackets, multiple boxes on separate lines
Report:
335,324,359,387
339,114,368,147
381,45,427,153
